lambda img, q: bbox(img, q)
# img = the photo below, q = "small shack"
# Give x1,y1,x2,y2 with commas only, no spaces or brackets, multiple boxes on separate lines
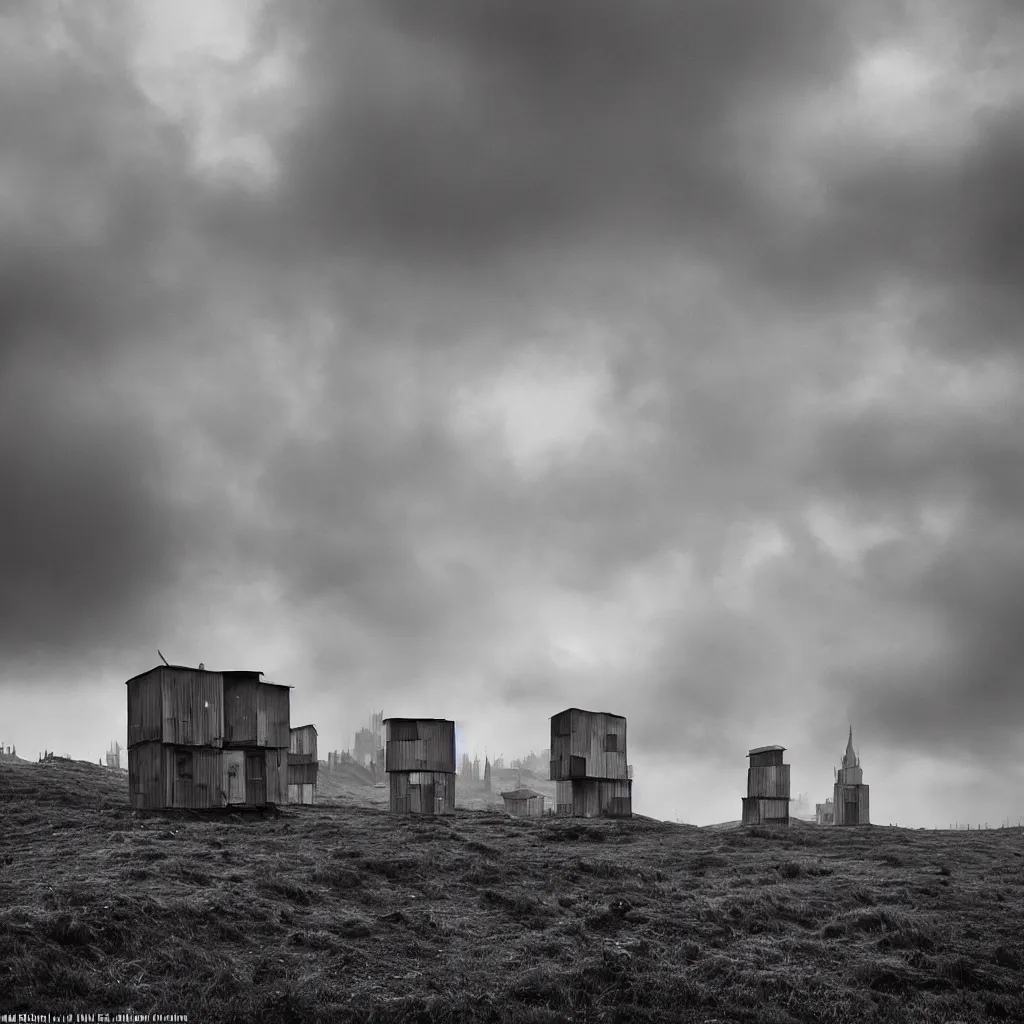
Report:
500,788,546,817
815,798,834,825
288,724,319,804
384,717,456,815
550,707,632,818
126,664,292,810
833,727,870,825
741,744,791,826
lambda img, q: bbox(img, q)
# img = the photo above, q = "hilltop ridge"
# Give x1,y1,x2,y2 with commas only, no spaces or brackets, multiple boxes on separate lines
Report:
1,758,1021,1022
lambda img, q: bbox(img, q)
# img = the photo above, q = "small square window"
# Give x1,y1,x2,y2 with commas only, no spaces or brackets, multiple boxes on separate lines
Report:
176,750,193,780
604,733,618,753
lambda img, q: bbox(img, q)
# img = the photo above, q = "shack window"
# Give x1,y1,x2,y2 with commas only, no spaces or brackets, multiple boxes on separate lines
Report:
604,733,618,753
390,721,419,742
175,750,193,780
554,712,571,737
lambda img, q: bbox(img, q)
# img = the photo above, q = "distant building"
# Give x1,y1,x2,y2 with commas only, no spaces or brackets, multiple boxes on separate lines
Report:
384,718,456,815
126,665,292,810
741,745,791,826
105,741,122,770
288,724,318,804
815,798,834,825
549,707,632,818
353,710,384,775
501,788,546,817
833,727,870,825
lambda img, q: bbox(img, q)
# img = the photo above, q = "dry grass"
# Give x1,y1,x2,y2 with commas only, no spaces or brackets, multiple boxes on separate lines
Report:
1,760,1022,1023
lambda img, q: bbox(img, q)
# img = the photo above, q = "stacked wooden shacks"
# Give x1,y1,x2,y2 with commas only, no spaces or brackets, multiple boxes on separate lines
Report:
549,707,632,818
384,718,456,814
741,744,791,826
288,724,318,804
833,727,870,825
126,664,294,810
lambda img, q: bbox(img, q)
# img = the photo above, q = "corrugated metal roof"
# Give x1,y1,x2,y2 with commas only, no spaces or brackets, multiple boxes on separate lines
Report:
291,723,318,734
500,789,543,800
548,707,625,720
748,744,786,756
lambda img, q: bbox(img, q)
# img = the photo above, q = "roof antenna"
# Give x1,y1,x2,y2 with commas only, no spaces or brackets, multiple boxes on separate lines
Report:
157,650,170,666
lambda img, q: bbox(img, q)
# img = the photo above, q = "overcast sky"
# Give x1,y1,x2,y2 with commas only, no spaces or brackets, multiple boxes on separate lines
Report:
2,0,1023,827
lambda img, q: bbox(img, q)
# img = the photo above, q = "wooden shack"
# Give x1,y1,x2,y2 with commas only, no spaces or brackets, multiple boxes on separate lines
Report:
741,744,791,826
550,708,632,818
500,788,546,817
833,727,870,825
126,664,292,810
384,718,456,815
815,798,834,825
288,724,319,804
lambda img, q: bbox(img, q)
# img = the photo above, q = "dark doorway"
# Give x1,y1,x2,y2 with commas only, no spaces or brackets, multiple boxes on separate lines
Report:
245,752,267,806
420,782,436,815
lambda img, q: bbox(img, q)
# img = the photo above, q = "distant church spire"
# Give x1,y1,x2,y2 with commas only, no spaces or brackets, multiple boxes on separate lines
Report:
844,725,857,769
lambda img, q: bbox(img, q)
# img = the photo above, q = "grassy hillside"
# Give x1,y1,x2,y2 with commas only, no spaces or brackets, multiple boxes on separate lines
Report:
0,759,1021,1023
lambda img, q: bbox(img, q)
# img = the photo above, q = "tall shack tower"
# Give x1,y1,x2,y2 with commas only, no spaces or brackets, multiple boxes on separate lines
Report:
741,744,791,826
384,718,456,815
833,726,870,825
549,707,632,818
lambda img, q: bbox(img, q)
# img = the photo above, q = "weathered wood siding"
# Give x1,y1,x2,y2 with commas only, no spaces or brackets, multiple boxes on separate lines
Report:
287,759,318,785
384,720,456,773
288,783,316,805
288,725,318,786
224,678,258,746
160,669,225,748
128,741,163,809
257,684,291,748
833,783,870,825
163,745,226,809
289,725,318,758
741,796,790,825
127,672,163,748
555,778,632,818
224,681,290,749
550,709,628,781
264,747,289,805
746,764,791,799
388,770,456,814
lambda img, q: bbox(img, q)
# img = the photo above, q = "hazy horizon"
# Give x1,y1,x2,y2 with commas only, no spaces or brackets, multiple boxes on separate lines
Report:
2,0,1024,830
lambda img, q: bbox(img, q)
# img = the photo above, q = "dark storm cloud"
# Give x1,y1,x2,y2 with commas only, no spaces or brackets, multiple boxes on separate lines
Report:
215,0,1024,766
240,1,1023,321
249,0,850,270
0,5,208,669
807,395,1024,752
5,0,1024,815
